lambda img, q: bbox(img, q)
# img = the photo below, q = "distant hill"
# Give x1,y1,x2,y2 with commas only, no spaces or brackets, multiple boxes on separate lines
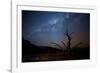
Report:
22,38,90,62
22,38,65,61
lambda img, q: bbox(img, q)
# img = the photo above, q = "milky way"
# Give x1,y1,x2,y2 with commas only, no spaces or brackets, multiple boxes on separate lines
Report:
22,10,90,49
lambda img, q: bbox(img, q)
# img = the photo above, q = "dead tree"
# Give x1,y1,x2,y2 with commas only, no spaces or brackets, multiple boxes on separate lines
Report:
51,14,83,56
51,15,73,51
64,15,73,51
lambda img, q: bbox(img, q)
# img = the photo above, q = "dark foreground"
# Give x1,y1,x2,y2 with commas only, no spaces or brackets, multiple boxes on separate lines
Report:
22,39,90,62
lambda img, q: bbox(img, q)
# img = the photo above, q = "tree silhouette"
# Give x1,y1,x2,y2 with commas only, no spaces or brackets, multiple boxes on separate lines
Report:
51,14,83,56
63,15,73,54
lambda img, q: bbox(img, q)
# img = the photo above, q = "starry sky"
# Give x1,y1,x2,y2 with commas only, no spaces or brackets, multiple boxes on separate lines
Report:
22,10,90,49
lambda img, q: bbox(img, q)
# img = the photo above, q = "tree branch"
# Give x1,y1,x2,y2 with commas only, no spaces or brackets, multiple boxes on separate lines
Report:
51,43,63,49
73,42,82,48
61,41,67,49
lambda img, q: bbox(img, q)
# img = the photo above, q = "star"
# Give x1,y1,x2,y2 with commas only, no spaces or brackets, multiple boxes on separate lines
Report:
50,19,58,25
65,14,70,19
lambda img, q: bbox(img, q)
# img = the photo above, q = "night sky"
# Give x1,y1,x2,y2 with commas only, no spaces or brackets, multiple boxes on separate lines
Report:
22,10,90,49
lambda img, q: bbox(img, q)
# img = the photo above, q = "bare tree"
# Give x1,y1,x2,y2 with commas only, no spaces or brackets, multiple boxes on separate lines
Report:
51,14,83,56
51,15,73,52
63,15,73,52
